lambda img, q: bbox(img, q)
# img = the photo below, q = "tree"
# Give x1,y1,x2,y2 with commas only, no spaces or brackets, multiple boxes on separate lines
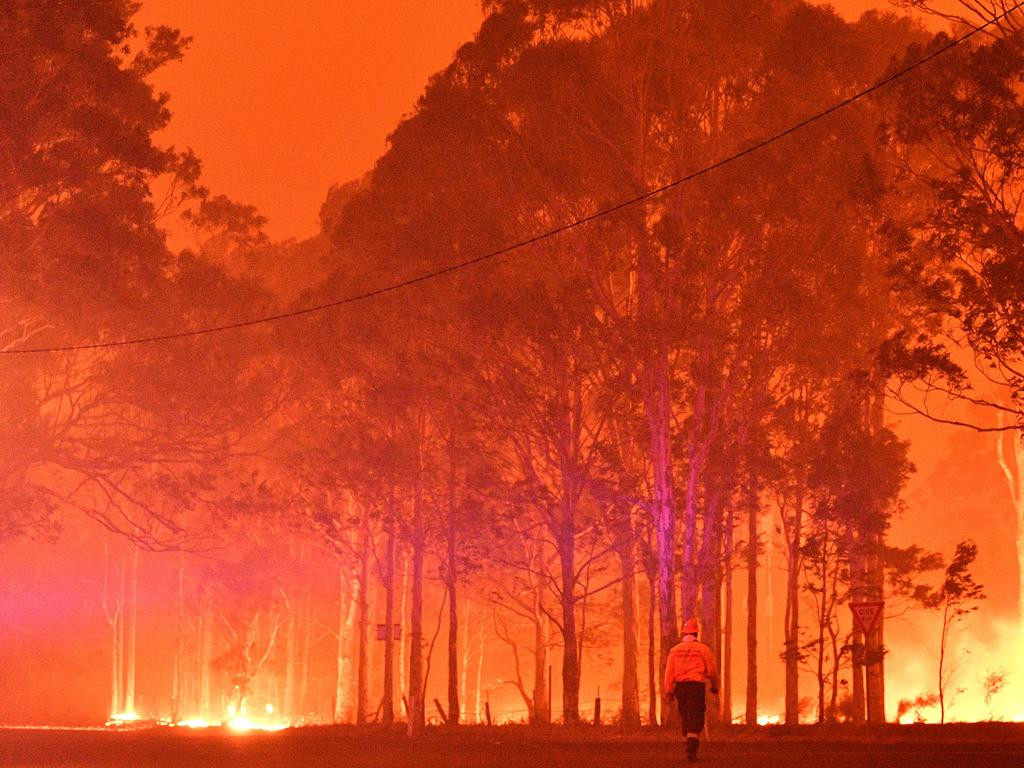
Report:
885,19,1024,663
895,1,1024,35
0,0,195,543
1,0,286,553
801,390,913,722
926,540,986,723
476,272,612,726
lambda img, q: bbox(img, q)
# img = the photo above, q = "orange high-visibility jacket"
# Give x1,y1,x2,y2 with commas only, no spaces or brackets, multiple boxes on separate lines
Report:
663,636,718,694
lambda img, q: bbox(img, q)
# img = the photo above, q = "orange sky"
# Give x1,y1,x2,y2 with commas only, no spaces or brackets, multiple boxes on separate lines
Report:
139,0,483,241
139,1,908,242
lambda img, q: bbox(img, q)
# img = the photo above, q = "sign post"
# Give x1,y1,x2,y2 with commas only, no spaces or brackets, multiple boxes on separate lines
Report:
849,601,884,638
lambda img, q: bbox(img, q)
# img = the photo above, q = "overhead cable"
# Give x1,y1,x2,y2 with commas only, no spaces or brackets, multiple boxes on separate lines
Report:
4,0,1022,354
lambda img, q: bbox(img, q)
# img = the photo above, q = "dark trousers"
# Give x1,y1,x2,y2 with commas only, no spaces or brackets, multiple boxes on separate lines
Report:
674,681,707,736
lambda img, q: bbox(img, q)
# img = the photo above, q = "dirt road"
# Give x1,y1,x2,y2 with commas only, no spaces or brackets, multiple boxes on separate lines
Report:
3,724,1023,768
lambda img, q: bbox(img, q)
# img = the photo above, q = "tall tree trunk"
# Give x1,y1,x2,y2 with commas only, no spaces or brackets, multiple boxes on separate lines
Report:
681,417,705,619
125,546,139,716
849,526,866,724
172,554,184,723
407,451,426,735
336,564,354,723
745,482,759,727
816,531,828,723
558,525,580,725
111,599,123,717
399,554,409,704
646,546,658,725
865,546,886,723
104,539,124,718
382,512,396,726
995,417,1024,676
866,387,886,723
783,491,804,725
698,492,723,728
851,629,866,723
628,73,675,727
446,462,460,727
284,594,297,720
939,601,951,723
474,615,484,723
199,593,213,719
460,600,471,722
644,351,677,725
723,503,734,724
532,591,549,725
616,522,641,729
356,521,370,725
1016,433,1024,638
299,590,313,721
829,562,843,721
682,358,712,621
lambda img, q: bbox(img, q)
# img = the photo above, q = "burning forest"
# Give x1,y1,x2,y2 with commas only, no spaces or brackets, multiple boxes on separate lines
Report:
3,1,1024,762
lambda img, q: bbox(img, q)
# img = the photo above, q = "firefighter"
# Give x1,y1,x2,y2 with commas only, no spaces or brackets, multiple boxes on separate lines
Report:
663,617,719,762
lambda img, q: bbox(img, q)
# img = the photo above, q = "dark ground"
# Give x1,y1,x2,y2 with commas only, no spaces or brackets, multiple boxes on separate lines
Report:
3,724,1024,768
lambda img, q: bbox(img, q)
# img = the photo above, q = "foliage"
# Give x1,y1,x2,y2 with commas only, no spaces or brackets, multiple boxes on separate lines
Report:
922,540,987,722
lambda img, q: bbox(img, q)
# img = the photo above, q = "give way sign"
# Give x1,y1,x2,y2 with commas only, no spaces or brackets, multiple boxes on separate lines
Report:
849,601,884,637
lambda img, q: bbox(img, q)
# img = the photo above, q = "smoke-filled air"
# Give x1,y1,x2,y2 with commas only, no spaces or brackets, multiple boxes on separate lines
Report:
3,1,1024,767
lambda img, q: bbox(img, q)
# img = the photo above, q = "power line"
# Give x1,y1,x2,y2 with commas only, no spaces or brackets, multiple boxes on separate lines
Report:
4,1,1022,355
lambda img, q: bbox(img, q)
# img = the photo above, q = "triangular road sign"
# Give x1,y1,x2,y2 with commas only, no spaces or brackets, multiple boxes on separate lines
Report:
849,601,884,637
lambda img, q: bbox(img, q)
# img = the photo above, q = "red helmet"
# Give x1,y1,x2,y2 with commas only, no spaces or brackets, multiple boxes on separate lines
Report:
682,617,699,635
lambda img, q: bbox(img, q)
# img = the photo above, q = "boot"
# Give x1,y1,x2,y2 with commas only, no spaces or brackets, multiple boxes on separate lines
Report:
686,736,700,762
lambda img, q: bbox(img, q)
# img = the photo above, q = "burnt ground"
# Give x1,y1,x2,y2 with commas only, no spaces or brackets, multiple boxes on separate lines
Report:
2,724,1024,768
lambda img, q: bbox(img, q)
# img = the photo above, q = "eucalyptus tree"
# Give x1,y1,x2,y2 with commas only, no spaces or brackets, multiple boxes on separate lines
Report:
883,13,1024,680
309,42,521,731
896,0,1024,34
1,0,194,544
463,5,924,729
0,0,287,553
312,0,937,731
802,390,913,722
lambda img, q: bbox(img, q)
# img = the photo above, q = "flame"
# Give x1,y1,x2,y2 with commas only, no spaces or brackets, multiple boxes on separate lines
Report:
105,712,141,726
164,702,288,732
756,714,782,726
169,715,288,731
887,615,1024,723
221,702,288,732
226,715,288,732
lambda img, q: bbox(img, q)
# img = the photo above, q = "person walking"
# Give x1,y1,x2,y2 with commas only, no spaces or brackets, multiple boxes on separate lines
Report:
663,617,719,762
